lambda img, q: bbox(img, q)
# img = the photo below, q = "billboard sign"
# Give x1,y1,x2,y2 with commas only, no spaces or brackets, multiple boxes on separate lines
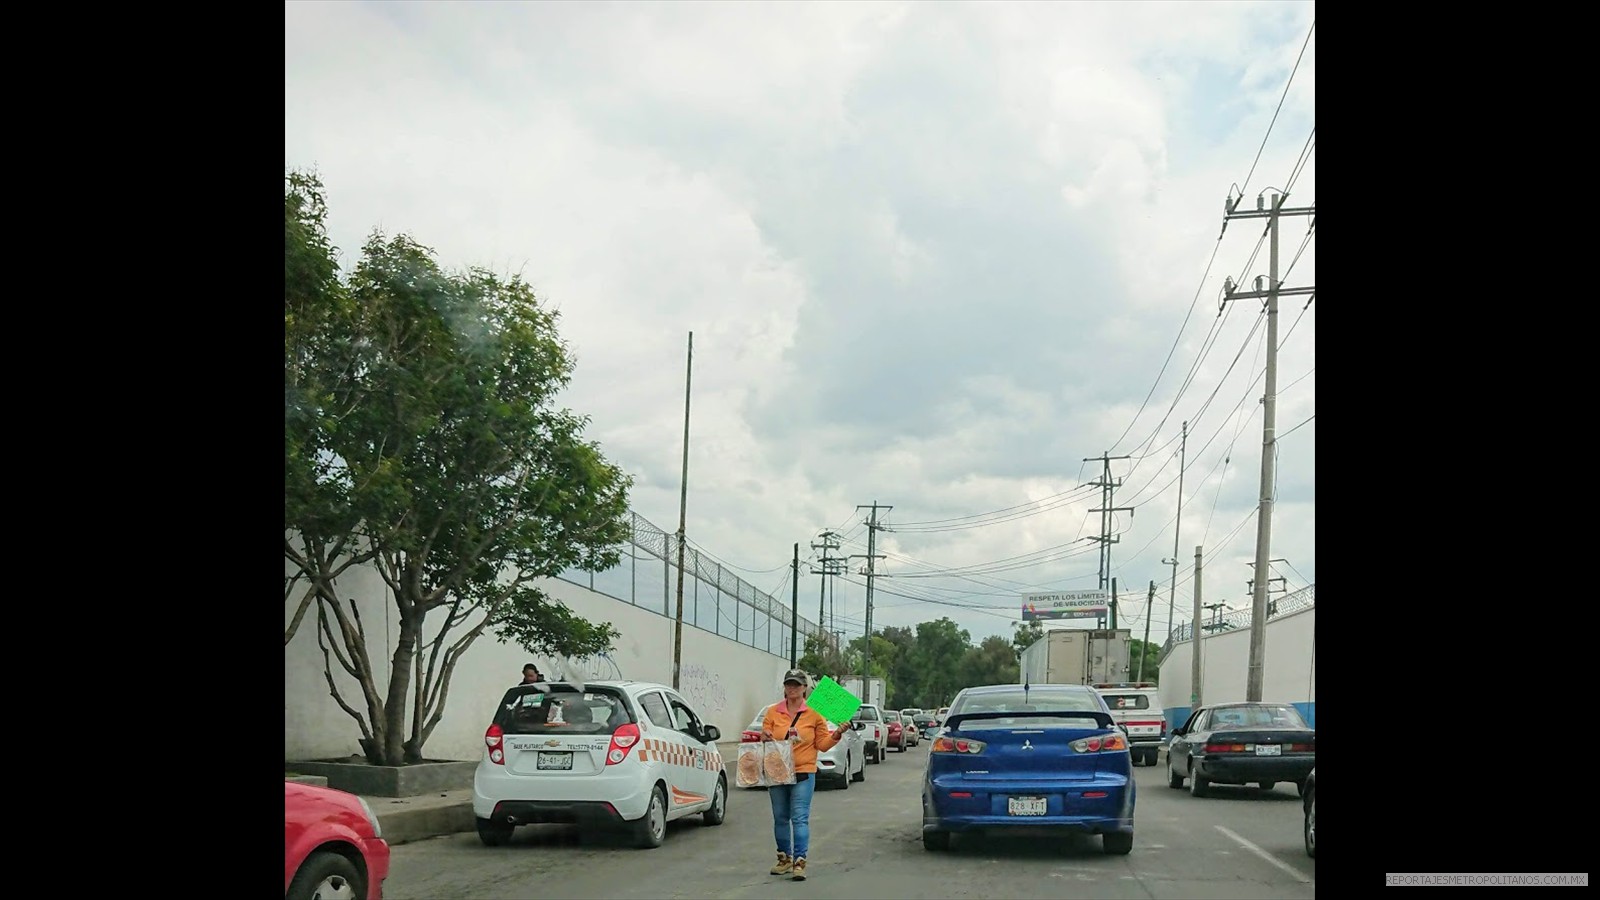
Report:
1021,590,1108,621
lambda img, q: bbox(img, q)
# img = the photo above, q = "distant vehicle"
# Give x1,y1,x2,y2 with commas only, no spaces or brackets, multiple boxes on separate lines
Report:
852,704,888,763
840,676,887,710
1019,628,1133,685
741,703,865,789
285,781,390,900
921,683,1135,855
1302,767,1316,858
1165,702,1315,798
883,711,908,752
473,680,728,848
1092,682,1166,766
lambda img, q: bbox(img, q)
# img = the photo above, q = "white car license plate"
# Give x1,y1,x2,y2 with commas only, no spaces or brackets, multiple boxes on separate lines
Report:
1007,796,1047,816
1255,744,1281,756
537,751,574,770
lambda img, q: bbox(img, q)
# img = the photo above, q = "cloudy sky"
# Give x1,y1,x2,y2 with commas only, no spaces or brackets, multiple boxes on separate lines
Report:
285,0,1315,652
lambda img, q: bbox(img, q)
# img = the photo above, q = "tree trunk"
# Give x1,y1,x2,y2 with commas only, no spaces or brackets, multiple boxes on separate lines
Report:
381,616,420,766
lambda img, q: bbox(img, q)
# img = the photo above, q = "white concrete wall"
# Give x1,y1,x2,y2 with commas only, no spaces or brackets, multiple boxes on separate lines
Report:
286,566,791,763
1157,605,1315,730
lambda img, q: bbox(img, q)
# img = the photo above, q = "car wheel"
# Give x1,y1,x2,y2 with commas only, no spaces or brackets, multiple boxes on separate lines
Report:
1102,831,1134,855
878,746,886,763
702,775,727,826
1146,748,1160,766
287,850,365,900
1296,778,1308,798
923,829,951,851
838,756,850,790
852,757,865,782
634,784,667,848
1188,767,1210,798
1167,757,1184,789
475,816,514,847
1303,791,1316,858
1258,781,1276,791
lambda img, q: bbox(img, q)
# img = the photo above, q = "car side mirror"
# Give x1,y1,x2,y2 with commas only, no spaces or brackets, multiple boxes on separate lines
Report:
702,725,721,743
852,721,865,731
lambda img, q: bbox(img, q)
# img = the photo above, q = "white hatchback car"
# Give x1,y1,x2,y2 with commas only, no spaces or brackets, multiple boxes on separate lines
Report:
473,680,729,849
740,704,866,790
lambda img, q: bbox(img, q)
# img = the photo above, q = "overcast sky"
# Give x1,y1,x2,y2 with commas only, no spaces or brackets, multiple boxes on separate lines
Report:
285,0,1315,653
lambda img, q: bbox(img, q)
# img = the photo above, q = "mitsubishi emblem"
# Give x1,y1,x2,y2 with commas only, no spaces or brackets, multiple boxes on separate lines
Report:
1021,739,1034,751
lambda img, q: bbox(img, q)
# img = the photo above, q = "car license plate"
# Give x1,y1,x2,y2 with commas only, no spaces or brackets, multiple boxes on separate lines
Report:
537,751,573,770
1007,796,1047,816
1255,744,1281,756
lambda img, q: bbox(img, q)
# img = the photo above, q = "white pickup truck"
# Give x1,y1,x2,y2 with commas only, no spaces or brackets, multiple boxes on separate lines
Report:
851,704,888,764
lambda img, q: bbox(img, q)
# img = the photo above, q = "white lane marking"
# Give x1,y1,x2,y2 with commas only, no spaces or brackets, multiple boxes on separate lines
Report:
1214,825,1312,883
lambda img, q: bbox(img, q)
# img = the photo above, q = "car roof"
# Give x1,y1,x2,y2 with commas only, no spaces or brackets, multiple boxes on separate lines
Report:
961,682,1096,695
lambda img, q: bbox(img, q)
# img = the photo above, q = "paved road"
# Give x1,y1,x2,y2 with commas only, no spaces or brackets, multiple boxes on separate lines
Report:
382,744,1314,899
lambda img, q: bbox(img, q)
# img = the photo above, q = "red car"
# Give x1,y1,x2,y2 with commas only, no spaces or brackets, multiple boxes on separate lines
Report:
884,712,907,751
285,781,391,900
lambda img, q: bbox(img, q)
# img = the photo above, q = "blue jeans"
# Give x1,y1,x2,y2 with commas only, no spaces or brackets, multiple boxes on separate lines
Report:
768,773,816,859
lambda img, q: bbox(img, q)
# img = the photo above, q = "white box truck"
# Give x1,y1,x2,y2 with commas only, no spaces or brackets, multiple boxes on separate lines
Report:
839,675,886,710
1020,628,1133,685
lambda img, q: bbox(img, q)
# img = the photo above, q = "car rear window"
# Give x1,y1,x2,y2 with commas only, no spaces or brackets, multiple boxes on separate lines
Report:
951,690,1105,729
853,707,881,722
496,686,634,735
1102,693,1151,710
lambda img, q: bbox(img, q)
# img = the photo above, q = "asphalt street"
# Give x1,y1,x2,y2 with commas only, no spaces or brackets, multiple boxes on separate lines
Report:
381,743,1315,899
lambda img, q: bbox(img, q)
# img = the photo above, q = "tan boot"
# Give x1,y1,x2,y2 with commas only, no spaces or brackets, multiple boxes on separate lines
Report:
791,857,808,881
770,852,793,875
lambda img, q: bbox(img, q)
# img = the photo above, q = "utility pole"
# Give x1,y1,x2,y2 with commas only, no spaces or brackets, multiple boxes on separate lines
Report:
790,543,799,668
1086,453,1133,628
1247,559,1288,618
855,502,891,683
1222,190,1315,702
1204,603,1227,631
1191,544,1203,711
1163,421,1188,644
672,332,693,690
810,531,845,652
1109,577,1119,630
1137,580,1155,682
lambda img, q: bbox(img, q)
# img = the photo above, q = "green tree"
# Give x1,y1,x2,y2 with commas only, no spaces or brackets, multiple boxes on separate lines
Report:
878,625,919,708
909,618,971,708
1129,638,1162,684
284,173,634,766
797,633,847,683
957,635,1019,689
1012,619,1045,657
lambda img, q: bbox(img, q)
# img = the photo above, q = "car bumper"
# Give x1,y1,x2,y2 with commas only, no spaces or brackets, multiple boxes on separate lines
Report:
1193,755,1314,784
360,837,390,900
923,775,1135,835
473,763,652,822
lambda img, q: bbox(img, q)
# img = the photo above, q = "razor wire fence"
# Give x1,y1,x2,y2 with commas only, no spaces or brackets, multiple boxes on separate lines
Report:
555,510,829,658
1157,582,1314,665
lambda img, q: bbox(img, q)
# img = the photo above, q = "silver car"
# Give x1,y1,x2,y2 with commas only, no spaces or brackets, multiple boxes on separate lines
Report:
740,704,866,789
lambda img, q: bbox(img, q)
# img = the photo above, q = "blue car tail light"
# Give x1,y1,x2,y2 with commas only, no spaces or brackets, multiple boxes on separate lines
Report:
1071,732,1129,753
931,736,986,754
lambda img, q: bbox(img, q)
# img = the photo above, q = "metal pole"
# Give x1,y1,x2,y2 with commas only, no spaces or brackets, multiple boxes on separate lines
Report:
1138,581,1154,682
790,543,799,667
1191,544,1204,712
1166,421,1187,643
673,335,693,689
1247,196,1281,702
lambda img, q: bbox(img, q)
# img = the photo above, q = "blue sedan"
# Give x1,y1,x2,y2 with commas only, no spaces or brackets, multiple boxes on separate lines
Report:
921,683,1136,854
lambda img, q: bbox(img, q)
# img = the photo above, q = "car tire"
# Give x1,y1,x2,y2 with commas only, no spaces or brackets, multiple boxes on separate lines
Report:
1102,831,1134,855
1188,767,1210,798
1296,778,1308,798
1258,781,1276,791
475,817,514,847
852,757,865,782
1146,748,1160,766
634,784,668,849
702,775,727,826
1303,790,1315,858
923,829,951,851
878,746,886,764
838,756,850,790
1167,757,1184,789
288,850,365,900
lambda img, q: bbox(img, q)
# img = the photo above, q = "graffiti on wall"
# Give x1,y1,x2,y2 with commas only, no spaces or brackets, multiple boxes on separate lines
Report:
679,663,728,716
552,652,624,683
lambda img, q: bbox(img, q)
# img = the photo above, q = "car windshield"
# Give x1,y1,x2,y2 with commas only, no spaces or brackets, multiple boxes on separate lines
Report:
1211,705,1309,729
853,707,881,722
950,689,1105,729
496,686,633,735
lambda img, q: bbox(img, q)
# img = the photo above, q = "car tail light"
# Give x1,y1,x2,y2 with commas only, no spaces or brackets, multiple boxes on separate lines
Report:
485,723,506,765
1084,791,1108,799
1291,742,1313,751
1205,742,1248,753
1071,733,1127,753
741,730,762,743
606,723,641,765
932,736,986,754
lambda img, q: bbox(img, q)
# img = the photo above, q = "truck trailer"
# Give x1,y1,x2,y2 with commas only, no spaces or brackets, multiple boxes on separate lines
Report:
1019,628,1133,686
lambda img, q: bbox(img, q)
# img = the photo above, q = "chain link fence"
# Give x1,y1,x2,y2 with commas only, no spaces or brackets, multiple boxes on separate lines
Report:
1157,583,1314,665
557,511,827,658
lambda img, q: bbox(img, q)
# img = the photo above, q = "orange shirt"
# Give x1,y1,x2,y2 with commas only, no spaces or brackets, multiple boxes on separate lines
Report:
761,702,843,774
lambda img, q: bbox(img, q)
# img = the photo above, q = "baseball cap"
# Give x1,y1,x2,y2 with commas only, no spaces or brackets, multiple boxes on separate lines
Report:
782,668,809,686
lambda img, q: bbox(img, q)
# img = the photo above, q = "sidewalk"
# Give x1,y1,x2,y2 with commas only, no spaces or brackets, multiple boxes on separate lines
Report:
339,742,744,846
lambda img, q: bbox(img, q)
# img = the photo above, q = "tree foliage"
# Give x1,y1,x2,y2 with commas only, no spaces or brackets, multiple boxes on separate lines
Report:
284,171,633,765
